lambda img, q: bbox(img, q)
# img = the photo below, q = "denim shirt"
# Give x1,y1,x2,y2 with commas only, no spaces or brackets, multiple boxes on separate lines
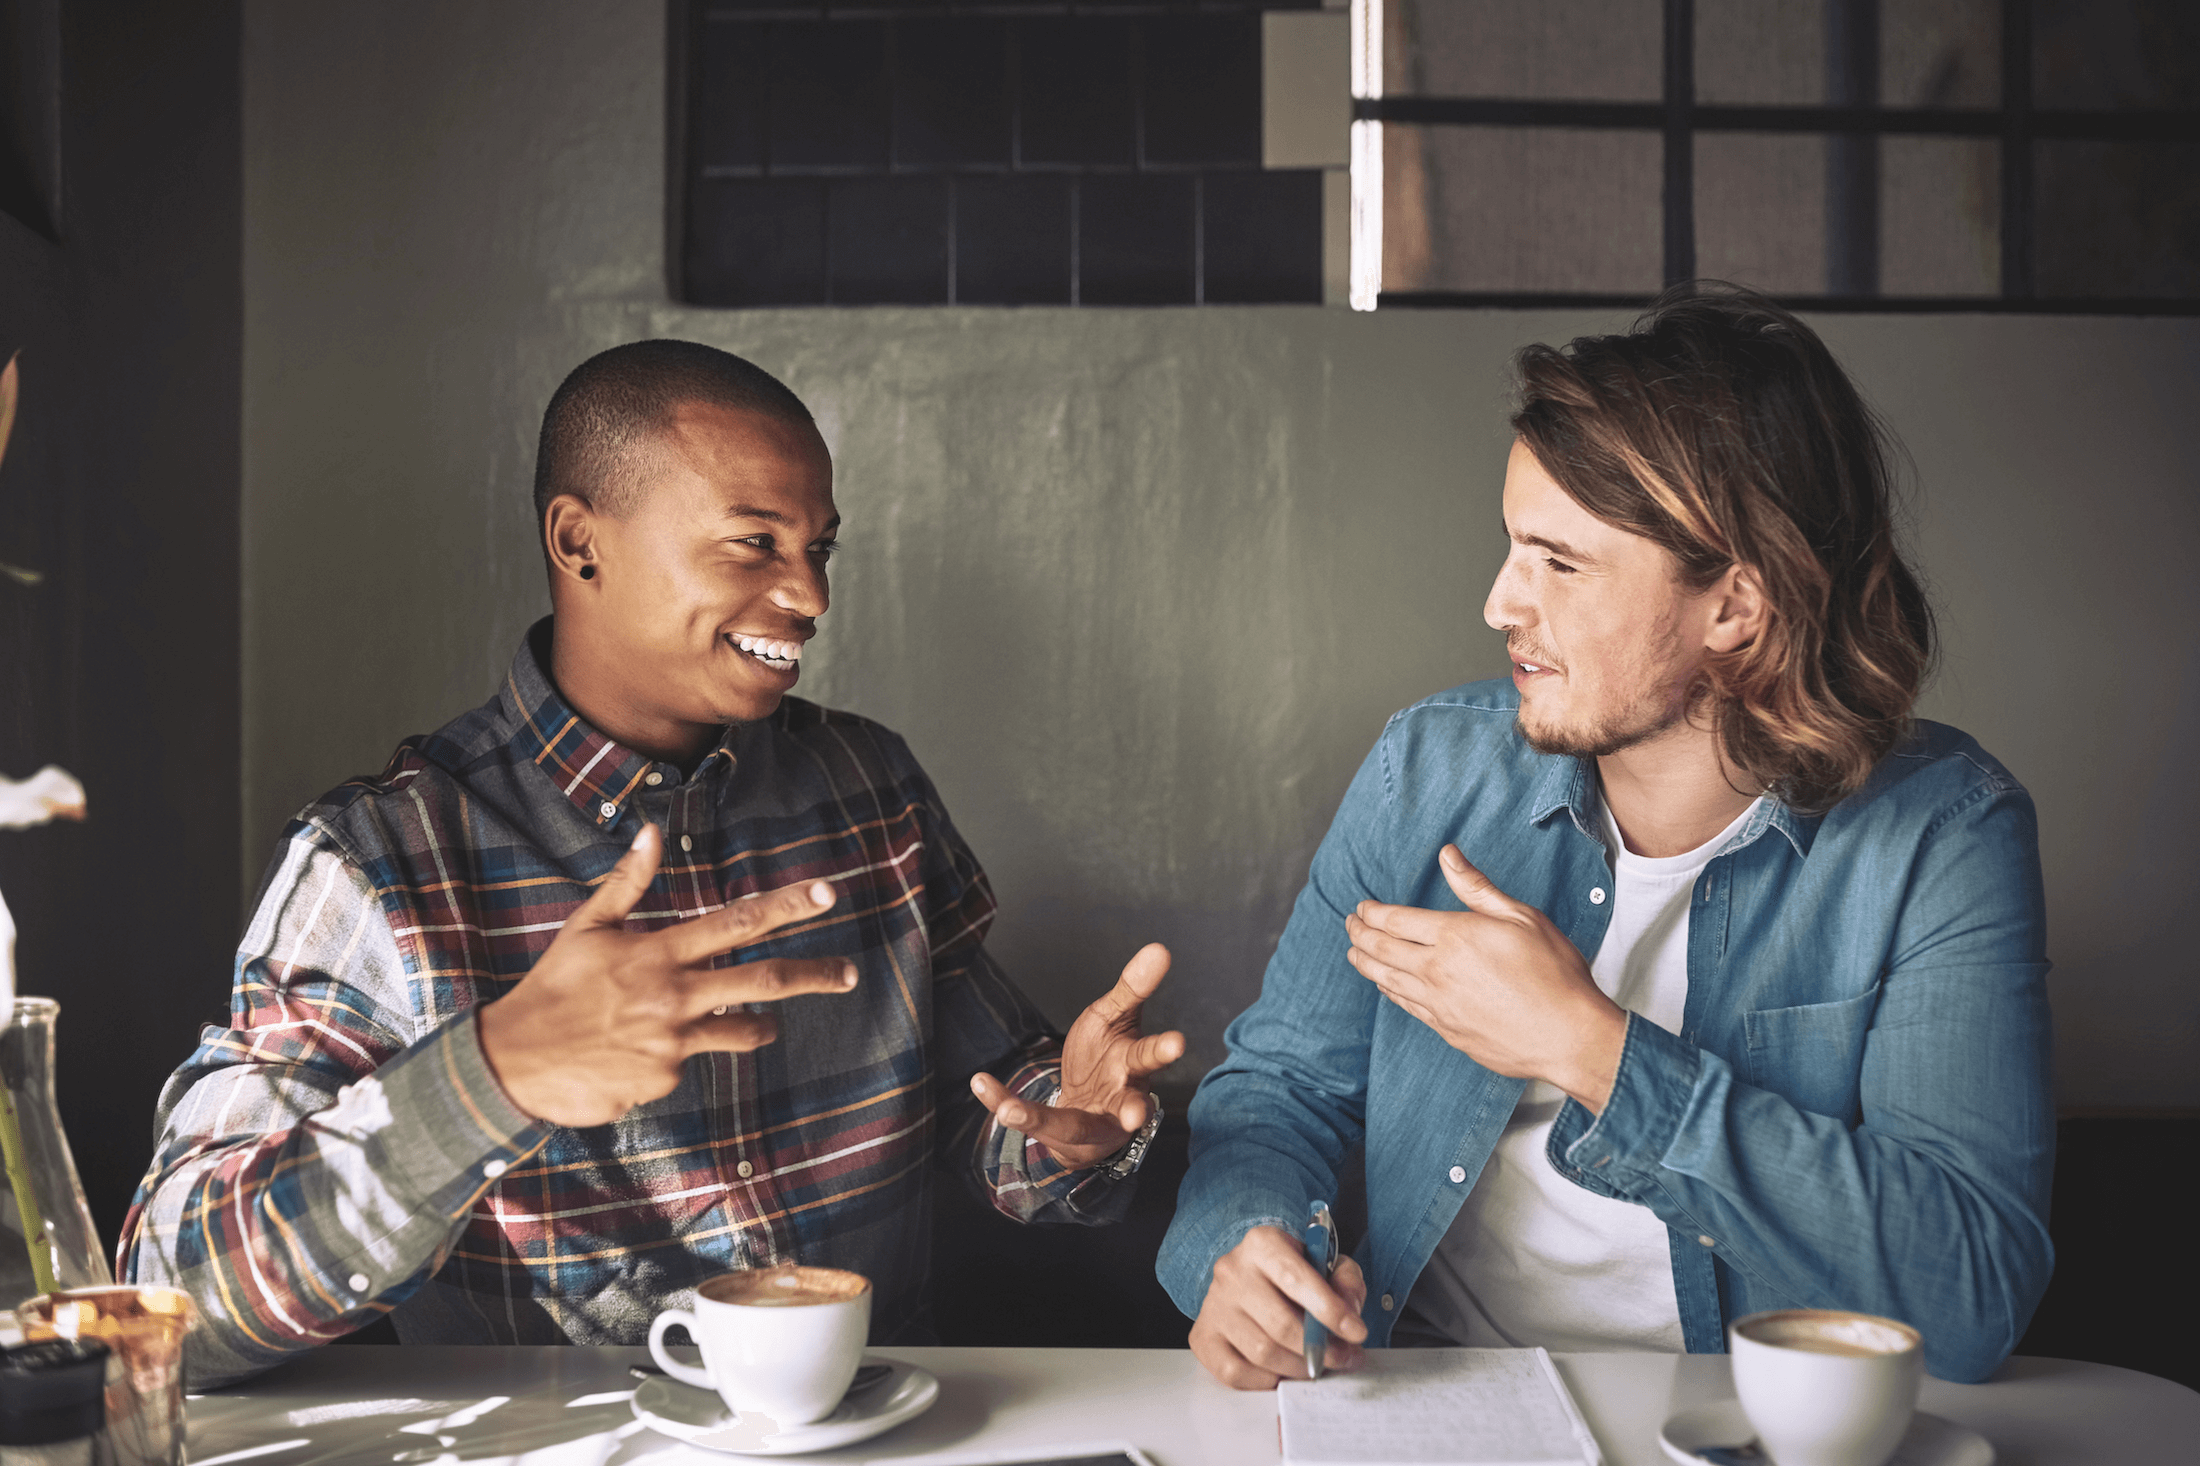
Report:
1158,680,2053,1384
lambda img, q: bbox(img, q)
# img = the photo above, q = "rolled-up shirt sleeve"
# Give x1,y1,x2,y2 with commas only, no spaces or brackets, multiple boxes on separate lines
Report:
116,829,547,1388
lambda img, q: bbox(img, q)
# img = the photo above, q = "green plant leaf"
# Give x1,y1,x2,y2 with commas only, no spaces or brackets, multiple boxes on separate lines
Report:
0,352,16,474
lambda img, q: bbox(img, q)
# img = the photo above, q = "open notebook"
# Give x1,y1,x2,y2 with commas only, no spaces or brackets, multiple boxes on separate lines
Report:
1277,1349,1602,1466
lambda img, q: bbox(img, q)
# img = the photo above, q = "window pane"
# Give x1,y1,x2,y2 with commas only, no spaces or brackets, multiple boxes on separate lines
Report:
2035,0,2200,109
1382,125,1660,294
1387,0,1661,101
956,175,1071,306
891,18,1009,169
1882,0,1999,108
2035,141,2200,298
1881,137,1998,295
1695,133,1825,295
1700,0,2000,107
1697,0,1826,106
828,177,948,305
1080,174,1197,305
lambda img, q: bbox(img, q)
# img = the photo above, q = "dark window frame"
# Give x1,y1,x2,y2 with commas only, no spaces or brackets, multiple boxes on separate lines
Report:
666,0,1325,309
1360,0,2200,314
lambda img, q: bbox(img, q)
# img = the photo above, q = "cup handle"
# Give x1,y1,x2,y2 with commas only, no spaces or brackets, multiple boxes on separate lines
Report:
647,1309,716,1392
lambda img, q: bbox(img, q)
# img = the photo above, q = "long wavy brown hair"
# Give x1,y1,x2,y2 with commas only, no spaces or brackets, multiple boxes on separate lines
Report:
1510,283,1934,814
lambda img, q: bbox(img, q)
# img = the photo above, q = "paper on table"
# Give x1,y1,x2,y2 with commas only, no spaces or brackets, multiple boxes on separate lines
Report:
1277,1348,1601,1466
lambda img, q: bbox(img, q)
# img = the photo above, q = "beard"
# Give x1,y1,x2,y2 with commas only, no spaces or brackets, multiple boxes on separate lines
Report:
1517,697,1682,759
1510,631,1696,759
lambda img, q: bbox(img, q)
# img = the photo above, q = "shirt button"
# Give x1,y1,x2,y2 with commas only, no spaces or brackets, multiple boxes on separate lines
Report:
681,835,694,853
736,1161,754,1179
1448,1165,1467,1183
599,801,618,819
1698,1234,1716,1248
1380,1294,1394,1311
483,1160,508,1180
348,1273,370,1294
645,771,664,787
1590,887,1607,905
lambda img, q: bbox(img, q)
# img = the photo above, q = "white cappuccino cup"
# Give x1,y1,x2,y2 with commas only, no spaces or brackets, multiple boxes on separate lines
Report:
647,1265,872,1426
1729,1309,1923,1466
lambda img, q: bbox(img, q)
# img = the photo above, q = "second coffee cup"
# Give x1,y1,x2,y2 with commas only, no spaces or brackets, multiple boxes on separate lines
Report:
1729,1308,1923,1466
647,1265,872,1426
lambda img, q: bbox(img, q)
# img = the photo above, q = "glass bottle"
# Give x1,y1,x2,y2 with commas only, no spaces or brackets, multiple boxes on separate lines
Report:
0,1000,110,1320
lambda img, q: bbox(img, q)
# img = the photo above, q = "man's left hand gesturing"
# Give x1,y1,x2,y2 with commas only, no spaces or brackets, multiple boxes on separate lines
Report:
969,942,1186,1171
1346,845,1628,1113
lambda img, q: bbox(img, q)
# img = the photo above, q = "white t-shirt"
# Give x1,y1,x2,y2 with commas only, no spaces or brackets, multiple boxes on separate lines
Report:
1402,791,1764,1352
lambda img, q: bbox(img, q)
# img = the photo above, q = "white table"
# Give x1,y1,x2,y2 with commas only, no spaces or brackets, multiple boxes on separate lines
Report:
185,1346,2200,1466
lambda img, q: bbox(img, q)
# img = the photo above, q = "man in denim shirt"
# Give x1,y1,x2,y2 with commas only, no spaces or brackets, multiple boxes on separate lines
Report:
1159,287,2052,1387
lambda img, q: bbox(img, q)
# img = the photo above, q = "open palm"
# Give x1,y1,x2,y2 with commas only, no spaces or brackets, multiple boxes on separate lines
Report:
969,942,1185,1170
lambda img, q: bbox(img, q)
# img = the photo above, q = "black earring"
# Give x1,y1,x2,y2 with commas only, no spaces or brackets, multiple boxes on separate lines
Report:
579,564,596,580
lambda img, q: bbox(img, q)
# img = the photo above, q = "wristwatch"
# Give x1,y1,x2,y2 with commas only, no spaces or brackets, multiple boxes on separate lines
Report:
1101,1092,1165,1181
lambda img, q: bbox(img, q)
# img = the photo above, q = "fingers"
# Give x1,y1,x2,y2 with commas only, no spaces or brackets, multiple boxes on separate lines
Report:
575,824,663,929
1345,916,1435,977
1191,1319,1288,1391
1334,1255,1369,1314
679,1009,781,1055
1094,942,1173,1021
1193,1228,1370,1392
1373,979,1439,1031
680,957,858,1020
665,878,837,966
969,1072,1129,1152
1345,937,1428,1009
1438,844,1519,915
1351,900,1448,946
1123,1029,1186,1078
1269,1253,1368,1343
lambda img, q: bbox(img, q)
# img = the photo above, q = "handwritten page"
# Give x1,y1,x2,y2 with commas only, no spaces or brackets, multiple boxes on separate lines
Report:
1277,1348,1601,1466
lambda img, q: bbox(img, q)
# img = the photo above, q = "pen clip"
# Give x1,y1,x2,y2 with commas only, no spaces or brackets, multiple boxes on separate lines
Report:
1304,1200,1337,1278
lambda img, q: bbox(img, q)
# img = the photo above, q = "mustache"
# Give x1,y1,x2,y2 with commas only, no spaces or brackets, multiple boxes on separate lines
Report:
1507,638,1561,670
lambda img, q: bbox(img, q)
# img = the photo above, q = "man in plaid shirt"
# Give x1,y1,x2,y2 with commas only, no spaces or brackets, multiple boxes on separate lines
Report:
119,341,1182,1386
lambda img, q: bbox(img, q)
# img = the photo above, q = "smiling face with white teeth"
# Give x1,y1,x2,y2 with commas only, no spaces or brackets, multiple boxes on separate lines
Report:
1483,439,1726,760
545,398,838,766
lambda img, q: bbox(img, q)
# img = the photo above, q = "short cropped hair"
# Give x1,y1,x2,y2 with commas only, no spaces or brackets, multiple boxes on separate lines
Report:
531,340,814,531
1511,283,1934,813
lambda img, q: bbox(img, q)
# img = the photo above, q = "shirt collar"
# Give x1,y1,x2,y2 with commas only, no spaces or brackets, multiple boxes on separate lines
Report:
502,618,735,829
1526,749,1820,859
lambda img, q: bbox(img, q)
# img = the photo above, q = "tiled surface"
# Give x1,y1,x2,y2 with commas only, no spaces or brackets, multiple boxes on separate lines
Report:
1202,169,1324,304
956,174,1072,305
1137,13,1262,167
680,1,1324,307
768,20,890,172
685,177,826,306
1017,16,1136,169
893,18,1010,170
829,175,950,304
1080,173,1197,305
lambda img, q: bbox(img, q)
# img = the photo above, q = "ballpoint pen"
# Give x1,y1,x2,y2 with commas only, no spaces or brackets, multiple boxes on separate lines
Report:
1302,1198,1338,1381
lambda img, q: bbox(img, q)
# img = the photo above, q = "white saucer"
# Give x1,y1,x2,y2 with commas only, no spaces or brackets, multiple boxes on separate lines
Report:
630,1358,939,1457
1660,1400,1993,1466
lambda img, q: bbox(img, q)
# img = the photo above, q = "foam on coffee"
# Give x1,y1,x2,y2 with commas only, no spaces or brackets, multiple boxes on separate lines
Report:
700,1265,870,1309
1735,1309,1918,1358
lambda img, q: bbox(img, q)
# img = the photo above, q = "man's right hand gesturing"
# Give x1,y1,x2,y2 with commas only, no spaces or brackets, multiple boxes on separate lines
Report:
476,822,858,1127
1191,1224,1370,1389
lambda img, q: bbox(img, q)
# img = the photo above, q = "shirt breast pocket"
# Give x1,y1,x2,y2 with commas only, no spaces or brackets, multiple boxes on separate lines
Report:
1740,987,1881,1122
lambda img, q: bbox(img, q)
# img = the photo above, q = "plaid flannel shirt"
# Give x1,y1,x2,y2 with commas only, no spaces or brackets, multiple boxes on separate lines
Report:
119,623,1126,1387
